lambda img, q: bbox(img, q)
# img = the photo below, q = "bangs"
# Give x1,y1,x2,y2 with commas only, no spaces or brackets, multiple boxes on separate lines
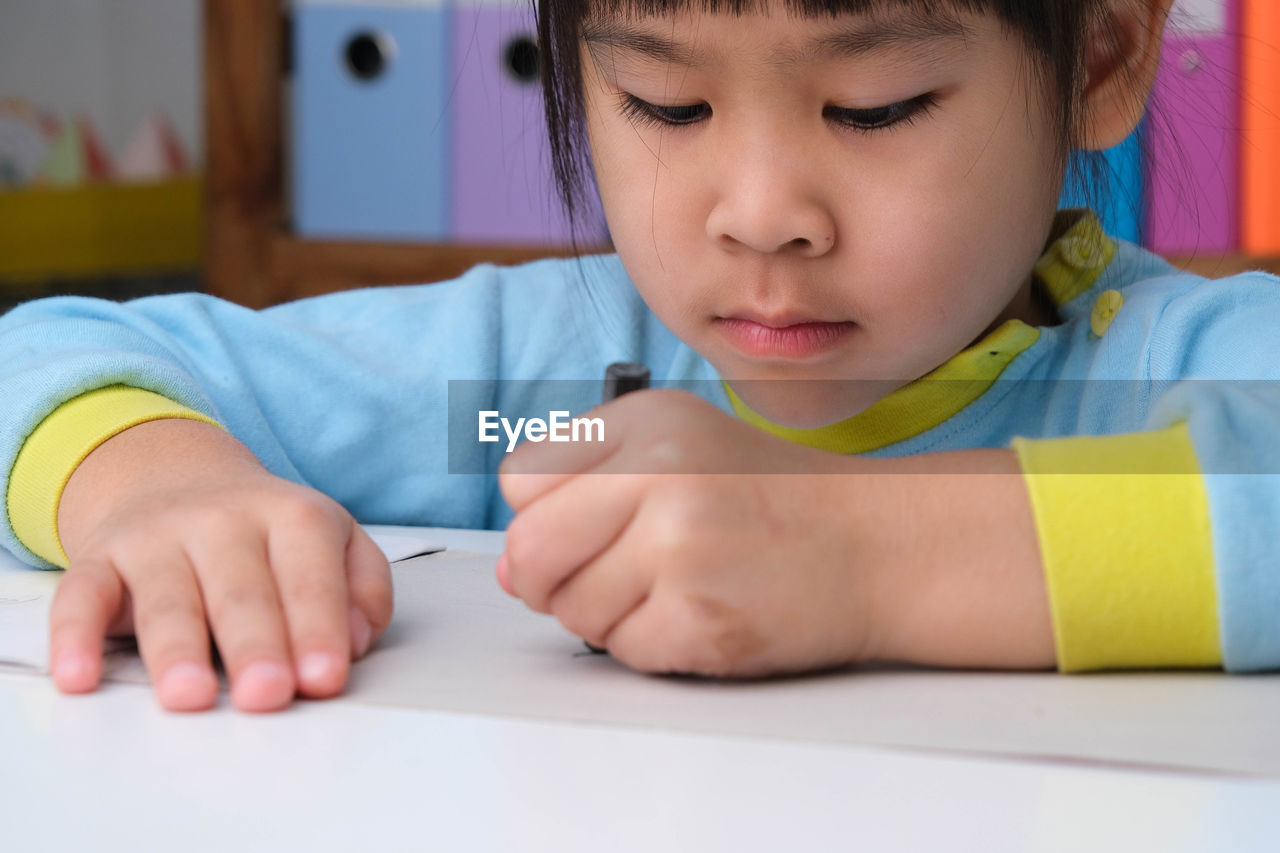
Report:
567,0,1071,67
580,0,982,18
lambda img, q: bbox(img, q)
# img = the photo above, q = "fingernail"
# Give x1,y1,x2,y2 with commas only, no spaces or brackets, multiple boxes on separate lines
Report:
348,607,373,659
298,652,339,686
52,652,93,689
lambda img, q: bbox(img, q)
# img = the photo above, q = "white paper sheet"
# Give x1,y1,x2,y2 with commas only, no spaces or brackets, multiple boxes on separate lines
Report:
0,559,60,672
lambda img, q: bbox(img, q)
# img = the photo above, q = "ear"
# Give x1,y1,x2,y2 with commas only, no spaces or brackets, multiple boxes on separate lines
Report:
1080,0,1175,150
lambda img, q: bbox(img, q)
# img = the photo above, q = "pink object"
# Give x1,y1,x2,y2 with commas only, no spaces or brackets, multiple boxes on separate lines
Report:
116,114,191,181
1145,3,1240,254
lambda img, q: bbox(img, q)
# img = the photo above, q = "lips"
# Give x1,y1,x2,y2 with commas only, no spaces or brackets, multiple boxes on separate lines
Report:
715,314,856,359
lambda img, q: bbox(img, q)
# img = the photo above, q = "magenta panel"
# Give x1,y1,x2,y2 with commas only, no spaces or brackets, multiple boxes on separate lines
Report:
1146,33,1240,254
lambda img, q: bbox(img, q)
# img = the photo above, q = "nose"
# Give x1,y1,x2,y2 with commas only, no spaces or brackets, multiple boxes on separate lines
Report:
704,136,838,258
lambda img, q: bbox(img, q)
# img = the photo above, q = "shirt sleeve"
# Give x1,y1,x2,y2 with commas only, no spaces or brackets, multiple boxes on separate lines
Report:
0,256,653,568
7,386,222,568
1012,423,1220,671
1014,270,1280,673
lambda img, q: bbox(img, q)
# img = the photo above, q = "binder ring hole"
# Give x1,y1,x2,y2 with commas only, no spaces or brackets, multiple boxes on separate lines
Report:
346,31,396,81
504,36,540,84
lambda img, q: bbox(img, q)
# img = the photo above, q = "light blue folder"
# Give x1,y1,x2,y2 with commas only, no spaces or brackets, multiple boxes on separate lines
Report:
293,2,451,240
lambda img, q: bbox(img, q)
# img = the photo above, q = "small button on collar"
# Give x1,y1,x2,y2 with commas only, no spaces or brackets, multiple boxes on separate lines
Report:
1090,289,1124,338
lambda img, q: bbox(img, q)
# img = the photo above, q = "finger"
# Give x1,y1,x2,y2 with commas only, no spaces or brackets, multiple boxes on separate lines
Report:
546,530,653,650
345,525,393,659
187,533,295,713
48,558,125,694
498,403,625,510
122,546,220,712
267,514,352,699
504,470,643,613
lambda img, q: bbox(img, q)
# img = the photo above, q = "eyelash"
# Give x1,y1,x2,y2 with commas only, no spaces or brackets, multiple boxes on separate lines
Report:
617,92,939,133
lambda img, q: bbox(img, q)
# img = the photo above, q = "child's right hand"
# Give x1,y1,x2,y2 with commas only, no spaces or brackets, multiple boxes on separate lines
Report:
48,418,393,712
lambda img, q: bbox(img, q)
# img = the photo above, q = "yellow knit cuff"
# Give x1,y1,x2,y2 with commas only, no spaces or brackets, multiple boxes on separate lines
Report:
1012,423,1221,672
7,385,223,567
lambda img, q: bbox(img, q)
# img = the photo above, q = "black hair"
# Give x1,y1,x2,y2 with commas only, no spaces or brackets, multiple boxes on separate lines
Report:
534,0,1136,249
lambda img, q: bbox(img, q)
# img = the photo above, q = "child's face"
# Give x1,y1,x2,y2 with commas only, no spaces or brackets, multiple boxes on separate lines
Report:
581,3,1066,426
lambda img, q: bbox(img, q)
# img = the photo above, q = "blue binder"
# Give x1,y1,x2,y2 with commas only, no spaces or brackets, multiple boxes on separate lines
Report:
1059,125,1145,245
293,1,451,241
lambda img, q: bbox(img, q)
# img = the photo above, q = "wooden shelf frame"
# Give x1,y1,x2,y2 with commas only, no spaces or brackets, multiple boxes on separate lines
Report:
203,1,1279,308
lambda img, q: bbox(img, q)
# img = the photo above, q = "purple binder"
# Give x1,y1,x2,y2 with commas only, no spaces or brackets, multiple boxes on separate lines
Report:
1145,1,1239,254
450,2,607,245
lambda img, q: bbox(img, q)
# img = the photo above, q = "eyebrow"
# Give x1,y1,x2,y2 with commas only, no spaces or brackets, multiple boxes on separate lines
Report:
581,11,970,70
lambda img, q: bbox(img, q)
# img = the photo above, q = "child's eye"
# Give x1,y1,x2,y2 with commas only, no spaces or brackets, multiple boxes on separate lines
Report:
824,94,938,132
615,92,937,133
617,94,710,128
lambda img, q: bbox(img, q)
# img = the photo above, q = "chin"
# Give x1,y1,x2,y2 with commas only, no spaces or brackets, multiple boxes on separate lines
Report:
727,379,882,429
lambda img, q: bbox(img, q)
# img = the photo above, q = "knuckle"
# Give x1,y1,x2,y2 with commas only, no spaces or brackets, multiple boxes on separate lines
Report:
637,435,696,473
208,584,274,623
275,492,343,531
187,503,255,539
646,495,710,569
281,573,339,604
138,590,204,625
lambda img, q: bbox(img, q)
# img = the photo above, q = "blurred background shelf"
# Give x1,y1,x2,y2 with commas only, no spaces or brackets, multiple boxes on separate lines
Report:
205,0,594,309
0,178,202,282
4,2,1279,312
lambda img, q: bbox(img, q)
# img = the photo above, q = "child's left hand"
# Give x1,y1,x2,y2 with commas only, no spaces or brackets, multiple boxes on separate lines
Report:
496,389,881,677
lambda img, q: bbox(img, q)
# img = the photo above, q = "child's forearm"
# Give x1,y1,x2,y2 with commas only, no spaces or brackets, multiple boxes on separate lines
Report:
842,448,1057,670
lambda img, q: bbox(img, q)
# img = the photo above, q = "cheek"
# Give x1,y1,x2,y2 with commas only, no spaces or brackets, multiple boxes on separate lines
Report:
592,132,707,317
852,104,1057,330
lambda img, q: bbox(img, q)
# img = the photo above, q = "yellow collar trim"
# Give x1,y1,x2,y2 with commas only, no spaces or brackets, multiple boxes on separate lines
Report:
725,210,1116,454
726,320,1041,453
1033,211,1118,307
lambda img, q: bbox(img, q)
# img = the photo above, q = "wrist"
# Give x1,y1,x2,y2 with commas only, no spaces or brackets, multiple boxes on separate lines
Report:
58,418,260,559
835,449,1055,669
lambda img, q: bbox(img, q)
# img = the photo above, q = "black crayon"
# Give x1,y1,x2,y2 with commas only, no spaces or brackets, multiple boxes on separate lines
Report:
585,362,650,654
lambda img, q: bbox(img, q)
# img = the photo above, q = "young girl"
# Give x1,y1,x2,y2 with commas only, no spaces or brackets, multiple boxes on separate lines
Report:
4,0,1275,714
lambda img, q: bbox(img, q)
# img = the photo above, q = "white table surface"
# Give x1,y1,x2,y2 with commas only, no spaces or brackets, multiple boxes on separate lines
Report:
3,527,1280,852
